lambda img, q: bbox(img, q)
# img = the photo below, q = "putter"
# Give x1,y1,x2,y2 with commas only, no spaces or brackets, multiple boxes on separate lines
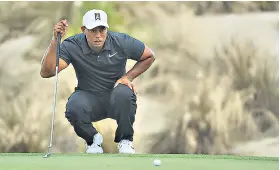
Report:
43,33,61,158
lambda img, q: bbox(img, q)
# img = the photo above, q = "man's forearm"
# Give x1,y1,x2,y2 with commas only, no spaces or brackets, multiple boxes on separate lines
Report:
124,56,155,81
40,39,58,77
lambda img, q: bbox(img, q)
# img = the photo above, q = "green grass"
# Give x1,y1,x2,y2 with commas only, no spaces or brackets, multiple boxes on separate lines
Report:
0,153,278,170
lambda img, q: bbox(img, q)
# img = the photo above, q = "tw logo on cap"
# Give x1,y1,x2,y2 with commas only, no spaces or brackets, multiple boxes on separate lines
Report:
95,13,101,21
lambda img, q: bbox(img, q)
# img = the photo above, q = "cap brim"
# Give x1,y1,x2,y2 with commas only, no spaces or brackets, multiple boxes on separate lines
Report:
85,22,109,29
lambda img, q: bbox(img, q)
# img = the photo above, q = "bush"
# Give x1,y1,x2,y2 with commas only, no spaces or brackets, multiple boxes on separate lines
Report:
148,39,278,154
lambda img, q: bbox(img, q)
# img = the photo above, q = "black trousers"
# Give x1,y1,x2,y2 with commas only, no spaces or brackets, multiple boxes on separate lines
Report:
65,84,137,143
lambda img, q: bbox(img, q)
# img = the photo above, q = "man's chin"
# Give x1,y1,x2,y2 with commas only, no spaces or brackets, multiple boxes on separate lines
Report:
93,42,103,46
94,45,102,47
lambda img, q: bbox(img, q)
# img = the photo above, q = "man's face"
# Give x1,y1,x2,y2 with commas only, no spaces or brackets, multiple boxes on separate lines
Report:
82,26,107,50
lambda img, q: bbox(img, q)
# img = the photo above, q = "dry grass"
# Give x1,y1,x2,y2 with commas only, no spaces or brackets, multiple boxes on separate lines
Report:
147,40,278,154
0,1,77,153
0,73,71,152
0,2,278,154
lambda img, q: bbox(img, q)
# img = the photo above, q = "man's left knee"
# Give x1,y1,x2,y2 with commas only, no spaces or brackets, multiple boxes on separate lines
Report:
112,84,136,102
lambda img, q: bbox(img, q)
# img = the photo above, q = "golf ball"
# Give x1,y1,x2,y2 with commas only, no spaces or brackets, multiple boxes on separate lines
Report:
154,159,161,166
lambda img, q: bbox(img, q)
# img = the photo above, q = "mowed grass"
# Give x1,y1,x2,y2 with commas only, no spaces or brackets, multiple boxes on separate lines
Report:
0,153,278,170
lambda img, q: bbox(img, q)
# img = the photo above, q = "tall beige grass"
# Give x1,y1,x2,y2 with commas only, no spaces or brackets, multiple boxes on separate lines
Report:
0,1,278,154
0,1,77,153
147,40,278,154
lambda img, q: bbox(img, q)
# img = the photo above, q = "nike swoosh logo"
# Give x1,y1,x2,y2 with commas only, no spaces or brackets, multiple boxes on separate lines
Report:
109,52,117,58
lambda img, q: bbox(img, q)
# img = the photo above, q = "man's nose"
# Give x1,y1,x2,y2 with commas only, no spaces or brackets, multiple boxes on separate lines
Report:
95,31,101,38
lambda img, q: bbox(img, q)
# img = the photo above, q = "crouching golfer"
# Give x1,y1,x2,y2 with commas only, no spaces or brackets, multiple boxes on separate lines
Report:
40,9,155,154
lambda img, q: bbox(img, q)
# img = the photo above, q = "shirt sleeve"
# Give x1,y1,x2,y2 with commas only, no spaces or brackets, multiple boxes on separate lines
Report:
59,41,71,65
123,34,145,61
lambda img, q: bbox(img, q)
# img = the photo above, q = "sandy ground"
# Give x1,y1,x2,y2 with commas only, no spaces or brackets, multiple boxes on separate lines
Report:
231,137,279,157
134,95,279,157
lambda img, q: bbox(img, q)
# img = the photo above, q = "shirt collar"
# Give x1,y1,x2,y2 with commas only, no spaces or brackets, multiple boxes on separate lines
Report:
81,33,111,55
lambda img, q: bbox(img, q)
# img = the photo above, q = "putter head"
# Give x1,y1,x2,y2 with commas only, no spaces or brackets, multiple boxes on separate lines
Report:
43,153,51,158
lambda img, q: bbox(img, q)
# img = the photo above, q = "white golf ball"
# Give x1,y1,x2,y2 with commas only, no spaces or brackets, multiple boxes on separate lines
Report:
154,159,161,166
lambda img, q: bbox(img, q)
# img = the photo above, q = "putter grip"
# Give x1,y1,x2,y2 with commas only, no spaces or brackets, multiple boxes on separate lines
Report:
56,33,61,67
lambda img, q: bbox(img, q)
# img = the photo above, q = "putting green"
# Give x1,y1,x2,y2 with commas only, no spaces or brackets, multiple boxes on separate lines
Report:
0,153,278,170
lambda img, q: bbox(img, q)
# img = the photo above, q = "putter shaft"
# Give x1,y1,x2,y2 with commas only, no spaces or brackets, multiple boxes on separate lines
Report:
43,33,61,158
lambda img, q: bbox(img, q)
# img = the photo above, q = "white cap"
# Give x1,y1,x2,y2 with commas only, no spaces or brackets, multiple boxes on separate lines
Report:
82,9,109,29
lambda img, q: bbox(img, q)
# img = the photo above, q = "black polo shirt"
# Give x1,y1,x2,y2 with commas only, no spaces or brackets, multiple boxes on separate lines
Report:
59,31,145,94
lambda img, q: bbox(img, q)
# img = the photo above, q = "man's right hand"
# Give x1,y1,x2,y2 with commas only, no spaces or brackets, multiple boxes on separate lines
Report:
53,19,68,39
40,19,69,78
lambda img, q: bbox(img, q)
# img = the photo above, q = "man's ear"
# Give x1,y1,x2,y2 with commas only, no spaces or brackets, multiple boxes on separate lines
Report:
81,26,86,33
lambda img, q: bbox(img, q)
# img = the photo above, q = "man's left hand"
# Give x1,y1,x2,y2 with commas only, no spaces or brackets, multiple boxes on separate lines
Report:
114,76,136,94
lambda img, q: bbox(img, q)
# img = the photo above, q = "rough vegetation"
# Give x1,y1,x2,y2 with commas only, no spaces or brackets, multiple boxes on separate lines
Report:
0,1,278,155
